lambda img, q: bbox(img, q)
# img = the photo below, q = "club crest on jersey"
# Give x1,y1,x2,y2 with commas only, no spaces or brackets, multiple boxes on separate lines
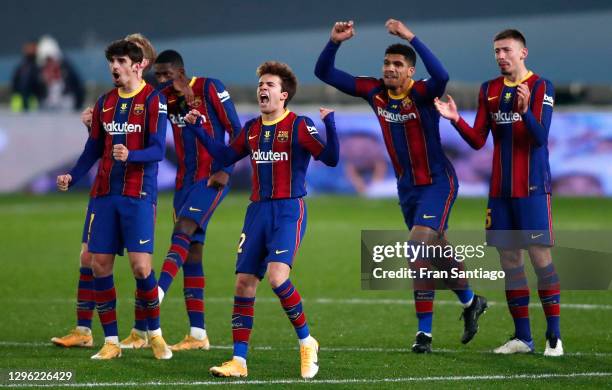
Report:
401,97,413,109
133,103,144,115
120,103,128,113
504,92,513,103
277,130,289,142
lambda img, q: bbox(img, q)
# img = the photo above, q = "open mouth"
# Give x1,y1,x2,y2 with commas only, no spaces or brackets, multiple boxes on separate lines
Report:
259,93,269,104
112,72,120,81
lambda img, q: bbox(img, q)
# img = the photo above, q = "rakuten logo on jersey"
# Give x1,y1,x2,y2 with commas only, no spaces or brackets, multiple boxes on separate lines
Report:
491,111,522,125
169,113,207,128
103,121,142,135
252,150,288,164
377,107,416,123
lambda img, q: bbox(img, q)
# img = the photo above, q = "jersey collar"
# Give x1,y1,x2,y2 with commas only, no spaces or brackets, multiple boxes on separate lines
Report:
504,70,533,87
262,109,291,126
118,80,146,99
387,79,414,100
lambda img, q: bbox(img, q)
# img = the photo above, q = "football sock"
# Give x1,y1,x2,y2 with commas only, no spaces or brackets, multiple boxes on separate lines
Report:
535,263,561,339
76,267,95,329
183,262,205,331
273,279,310,340
503,264,532,341
134,288,148,332
136,271,160,332
414,289,435,334
232,296,255,360
158,232,191,293
94,274,117,338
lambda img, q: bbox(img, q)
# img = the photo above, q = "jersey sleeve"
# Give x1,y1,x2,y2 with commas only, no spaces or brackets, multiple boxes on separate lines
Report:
452,83,491,150
68,96,105,185
315,39,381,99
127,93,167,163
521,78,554,147
297,116,339,167
409,36,449,100
206,78,242,174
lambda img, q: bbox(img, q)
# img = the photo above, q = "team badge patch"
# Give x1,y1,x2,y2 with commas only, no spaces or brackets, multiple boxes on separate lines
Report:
133,104,145,115
120,103,128,113
264,130,272,141
277,130,289,142
504,92,513,102
401,97,413,109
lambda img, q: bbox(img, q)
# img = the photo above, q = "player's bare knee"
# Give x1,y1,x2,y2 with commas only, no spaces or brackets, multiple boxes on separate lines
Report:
410,225,439,245
235,274,258,297
267,263,291,288
79,244,93,268
498,248,523,268
528,245,552,268
91,254,113,277
174,218,198,237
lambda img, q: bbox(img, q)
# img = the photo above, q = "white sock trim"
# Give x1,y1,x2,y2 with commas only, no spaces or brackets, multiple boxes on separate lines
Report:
232,356,247,367
148,328,162,338
76,326,92,335
105,336,119,345
190,327,207,340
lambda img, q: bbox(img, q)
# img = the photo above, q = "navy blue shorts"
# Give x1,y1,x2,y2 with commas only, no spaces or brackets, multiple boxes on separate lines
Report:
88,195,156,254
398,172,458,232
486,194,554,249
235,198,307,279
173,181,229,244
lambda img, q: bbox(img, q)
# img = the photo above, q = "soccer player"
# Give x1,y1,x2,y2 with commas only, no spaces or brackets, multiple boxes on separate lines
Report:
119,49,241,351
51,33,159,349
315,19,487,353
434,29,562,356
183,61,339,378
56,39,171,360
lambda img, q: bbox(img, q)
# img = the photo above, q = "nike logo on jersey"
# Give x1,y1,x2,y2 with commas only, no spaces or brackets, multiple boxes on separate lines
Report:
531,234,544,239
103,106,114,112
275,249,289,255
189,207,202,212
248,134,258,140
139,239,151,244
487,96,498,101
168,99,177,104
423,214,436,219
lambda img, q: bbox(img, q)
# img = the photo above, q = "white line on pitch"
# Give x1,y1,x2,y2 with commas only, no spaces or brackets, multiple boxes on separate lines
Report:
2,372,611,387
1,341,610,357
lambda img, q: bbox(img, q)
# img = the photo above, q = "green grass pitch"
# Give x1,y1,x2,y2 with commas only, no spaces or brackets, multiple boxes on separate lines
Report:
0,193,611,389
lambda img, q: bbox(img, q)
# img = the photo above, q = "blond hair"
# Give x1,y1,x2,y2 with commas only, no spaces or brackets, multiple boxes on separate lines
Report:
125,33,156,71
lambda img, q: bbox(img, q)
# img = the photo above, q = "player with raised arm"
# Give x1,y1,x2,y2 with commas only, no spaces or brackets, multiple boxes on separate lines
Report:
183,61,338,378
315,19,487,353
56,39,171,360
434,29,561,356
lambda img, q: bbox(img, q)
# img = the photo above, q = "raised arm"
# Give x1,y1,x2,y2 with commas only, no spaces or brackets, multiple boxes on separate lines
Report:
298,109,339,167
385,19,449,98
315,21,364,96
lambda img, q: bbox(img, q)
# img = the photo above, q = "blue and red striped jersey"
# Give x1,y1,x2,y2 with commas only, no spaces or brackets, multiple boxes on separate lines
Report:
69,81,167,200
159,77,241,190
315,37,455,187
453,72,554,198
229,111,329,201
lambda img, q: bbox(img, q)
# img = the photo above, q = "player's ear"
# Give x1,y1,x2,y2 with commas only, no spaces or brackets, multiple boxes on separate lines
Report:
280,90,289,102
407,66,416,78
520,47,528,61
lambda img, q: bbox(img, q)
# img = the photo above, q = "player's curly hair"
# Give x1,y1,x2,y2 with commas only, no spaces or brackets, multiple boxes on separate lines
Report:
494,29,526,47
385,44,417,67
125,33,156,71
256,61,298,107
105,39,143,64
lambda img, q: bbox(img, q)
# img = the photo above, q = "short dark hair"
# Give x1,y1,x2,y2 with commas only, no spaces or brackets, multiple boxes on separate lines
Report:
385,44,417,66
155,49,184,68
494,29,527,47
256,61,298,107
105,39,143,63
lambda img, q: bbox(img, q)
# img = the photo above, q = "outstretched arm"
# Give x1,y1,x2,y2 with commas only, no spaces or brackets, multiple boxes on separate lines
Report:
315,21,363,96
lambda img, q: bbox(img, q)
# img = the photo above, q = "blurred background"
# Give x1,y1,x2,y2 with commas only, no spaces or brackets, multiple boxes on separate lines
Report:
2,0,612,197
